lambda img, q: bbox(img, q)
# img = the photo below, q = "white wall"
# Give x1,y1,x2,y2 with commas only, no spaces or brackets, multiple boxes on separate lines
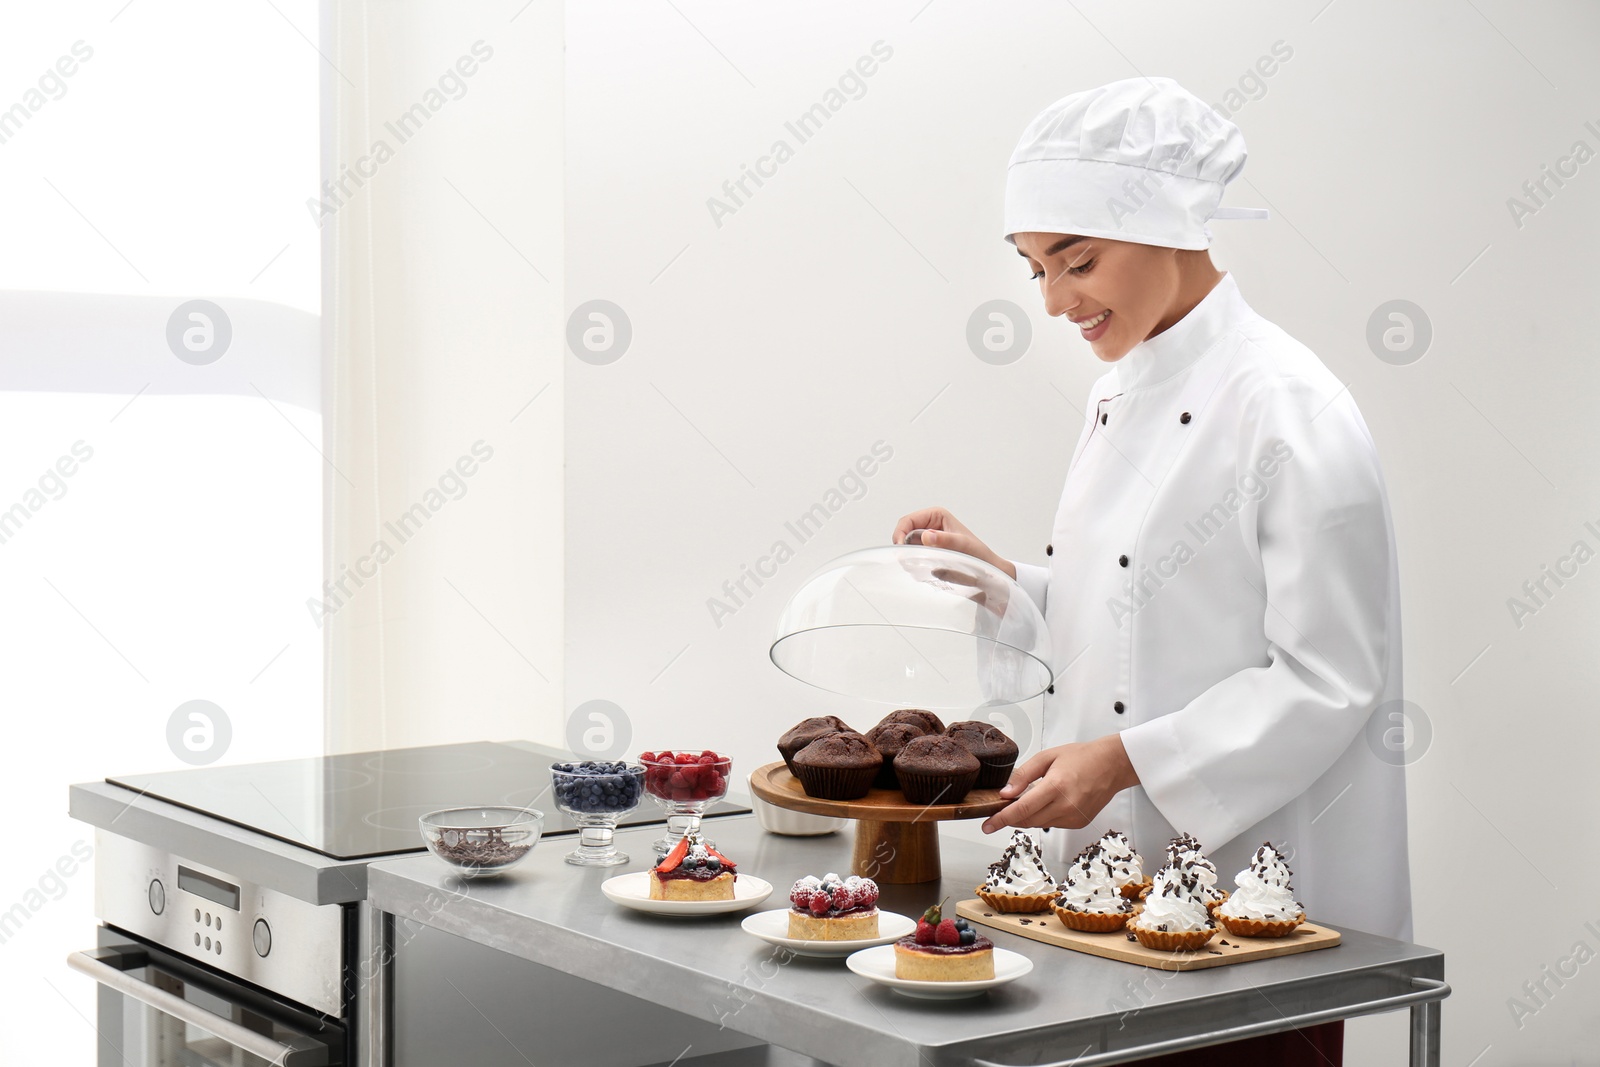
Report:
562,2,1600,1065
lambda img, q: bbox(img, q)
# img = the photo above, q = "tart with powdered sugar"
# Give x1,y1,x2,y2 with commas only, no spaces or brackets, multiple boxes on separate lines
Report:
786,872,880,940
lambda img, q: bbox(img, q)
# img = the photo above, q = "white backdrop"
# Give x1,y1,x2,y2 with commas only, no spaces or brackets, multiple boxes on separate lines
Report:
561,2,1599,1065
3,2,1597,1066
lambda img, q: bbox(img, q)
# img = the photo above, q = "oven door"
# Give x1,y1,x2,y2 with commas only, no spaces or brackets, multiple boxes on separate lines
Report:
69,938,344,1066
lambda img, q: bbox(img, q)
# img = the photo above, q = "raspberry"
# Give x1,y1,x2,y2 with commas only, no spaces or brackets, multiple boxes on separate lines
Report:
935,919,959,946
809,890,831,916
831,884,855,910
914,919,935,945
701,749,719,760
790,884,812,910
856,882,879,908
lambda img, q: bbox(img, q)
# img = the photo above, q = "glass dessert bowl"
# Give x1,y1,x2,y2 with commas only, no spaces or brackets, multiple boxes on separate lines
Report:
419,806,543,877
639,750,731,859
550,760,646,867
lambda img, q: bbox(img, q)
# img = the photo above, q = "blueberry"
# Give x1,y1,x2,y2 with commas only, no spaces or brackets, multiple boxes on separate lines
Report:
959,928,976,945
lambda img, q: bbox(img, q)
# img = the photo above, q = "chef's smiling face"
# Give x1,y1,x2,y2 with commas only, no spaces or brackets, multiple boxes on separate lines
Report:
1013,231,1187,363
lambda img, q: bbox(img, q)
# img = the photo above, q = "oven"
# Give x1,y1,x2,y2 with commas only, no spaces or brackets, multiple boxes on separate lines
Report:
71,931,346,1066
69,741,751,1067
72,832,352,1066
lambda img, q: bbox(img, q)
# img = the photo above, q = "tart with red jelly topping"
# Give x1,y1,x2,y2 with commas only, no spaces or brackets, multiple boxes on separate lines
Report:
649,831,736,901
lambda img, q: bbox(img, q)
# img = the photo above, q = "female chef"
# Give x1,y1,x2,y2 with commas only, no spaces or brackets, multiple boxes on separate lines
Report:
893,78,1411,1066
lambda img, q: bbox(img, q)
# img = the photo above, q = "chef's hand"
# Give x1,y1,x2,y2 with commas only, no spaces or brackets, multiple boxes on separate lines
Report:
980,735,1140,834
891,507,1017,581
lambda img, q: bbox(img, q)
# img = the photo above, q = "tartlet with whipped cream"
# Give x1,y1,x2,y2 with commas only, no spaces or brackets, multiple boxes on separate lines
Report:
1215,842,1306,937
976,829,1058,913
1096,829,1150,899
1165,832,1228,913
1051,841,1137,932
1127,858,1217,951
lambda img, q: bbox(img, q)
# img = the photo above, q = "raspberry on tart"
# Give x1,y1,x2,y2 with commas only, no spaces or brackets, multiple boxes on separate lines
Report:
893,900,994,981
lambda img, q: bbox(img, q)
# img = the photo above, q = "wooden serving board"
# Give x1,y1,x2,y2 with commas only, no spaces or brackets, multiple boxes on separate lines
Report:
955,898,1341,971
748,762,1008,822
749,762,1009,884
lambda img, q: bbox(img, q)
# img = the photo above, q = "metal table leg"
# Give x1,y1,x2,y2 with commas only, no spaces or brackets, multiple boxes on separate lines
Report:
1409,993,1442,1067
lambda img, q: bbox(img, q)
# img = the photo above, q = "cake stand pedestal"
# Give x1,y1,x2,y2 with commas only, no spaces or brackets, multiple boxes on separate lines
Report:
749,761,1009,884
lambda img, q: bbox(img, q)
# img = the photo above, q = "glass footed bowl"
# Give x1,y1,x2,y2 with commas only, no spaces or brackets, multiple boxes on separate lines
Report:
419,806,543,877
550,761,646,867
638,750,731,858
769,543,1053,708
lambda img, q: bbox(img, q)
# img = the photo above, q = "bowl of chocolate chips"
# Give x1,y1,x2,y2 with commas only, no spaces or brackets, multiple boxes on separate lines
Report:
420,806,544,877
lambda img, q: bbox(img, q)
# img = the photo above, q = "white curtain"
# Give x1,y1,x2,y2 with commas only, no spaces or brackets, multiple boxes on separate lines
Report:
322,0,565,752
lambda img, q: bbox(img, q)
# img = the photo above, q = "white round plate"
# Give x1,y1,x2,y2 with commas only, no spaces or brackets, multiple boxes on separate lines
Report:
844,944,1033,999
740,910,915,957
601,872,773,915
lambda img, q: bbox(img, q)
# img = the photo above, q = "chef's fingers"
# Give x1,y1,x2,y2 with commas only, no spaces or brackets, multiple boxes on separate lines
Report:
918,528,992,559
980,778,1056,833
998,750,1055,798
891,507,951,544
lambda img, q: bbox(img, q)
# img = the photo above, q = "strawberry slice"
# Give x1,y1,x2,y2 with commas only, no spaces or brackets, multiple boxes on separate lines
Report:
655,836,691,872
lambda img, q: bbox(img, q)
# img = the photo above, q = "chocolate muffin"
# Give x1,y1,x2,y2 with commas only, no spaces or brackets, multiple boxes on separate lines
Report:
863,721,926,790
777,715,852,776
791,732,883,801
944,721,1020,789
893,734,980,805
880,708,946,735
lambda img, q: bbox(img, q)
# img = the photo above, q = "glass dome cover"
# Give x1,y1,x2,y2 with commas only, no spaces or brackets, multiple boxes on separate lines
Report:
769,544,1053,709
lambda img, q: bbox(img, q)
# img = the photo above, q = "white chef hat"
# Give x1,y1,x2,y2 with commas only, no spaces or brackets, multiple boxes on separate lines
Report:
1004,76,1268,251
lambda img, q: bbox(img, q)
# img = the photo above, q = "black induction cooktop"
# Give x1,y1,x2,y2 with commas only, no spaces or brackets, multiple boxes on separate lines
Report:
107,741,749,860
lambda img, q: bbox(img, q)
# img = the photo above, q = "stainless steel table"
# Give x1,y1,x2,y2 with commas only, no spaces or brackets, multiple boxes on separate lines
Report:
367,815,1447,1067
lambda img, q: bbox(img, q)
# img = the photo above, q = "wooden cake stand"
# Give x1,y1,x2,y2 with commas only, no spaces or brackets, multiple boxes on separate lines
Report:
748,761,1009,883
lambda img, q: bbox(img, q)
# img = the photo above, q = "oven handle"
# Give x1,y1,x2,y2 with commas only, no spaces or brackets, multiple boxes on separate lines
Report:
67,949,332,1067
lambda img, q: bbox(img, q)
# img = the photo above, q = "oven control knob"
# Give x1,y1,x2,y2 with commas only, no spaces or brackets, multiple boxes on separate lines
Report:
147,879,165,915
252,918,272,958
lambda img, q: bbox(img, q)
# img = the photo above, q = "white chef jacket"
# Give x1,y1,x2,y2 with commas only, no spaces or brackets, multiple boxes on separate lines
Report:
1007,271,1412,942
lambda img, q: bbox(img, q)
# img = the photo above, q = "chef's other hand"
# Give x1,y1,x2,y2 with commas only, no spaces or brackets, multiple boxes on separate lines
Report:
891,507,1016,581
980,736,1139,834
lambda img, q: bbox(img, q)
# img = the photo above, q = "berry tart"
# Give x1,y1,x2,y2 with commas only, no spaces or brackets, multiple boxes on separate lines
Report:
649,831,736,901
893,900,994,981
786,872,880,940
